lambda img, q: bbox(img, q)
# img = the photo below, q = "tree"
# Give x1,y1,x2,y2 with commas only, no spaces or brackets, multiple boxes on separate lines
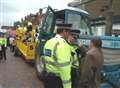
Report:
14,21,21,27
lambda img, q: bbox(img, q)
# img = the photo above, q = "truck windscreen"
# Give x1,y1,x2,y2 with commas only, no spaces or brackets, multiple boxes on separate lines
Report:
67,13,91,35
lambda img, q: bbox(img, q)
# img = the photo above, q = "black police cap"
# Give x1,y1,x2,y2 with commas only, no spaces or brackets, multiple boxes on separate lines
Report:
70,30,80,36
56,23,72,30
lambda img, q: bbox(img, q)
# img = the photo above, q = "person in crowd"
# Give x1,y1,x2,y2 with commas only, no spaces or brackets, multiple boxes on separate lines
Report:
9,36,14,52
67,30,80,88
79,37,104,88
0,34,7,62
43,23,73,88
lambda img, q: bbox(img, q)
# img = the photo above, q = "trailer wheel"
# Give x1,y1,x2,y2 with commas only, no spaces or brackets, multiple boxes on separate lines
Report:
14,47,20,56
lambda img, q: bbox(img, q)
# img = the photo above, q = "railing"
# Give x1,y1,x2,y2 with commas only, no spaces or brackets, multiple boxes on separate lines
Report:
78,35,120,49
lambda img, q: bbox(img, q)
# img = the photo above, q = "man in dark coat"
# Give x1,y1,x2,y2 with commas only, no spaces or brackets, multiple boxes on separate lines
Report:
79,37,104,88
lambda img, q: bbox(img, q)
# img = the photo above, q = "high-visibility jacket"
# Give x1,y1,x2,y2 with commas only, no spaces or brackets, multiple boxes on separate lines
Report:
70,45,79,68
43,34,72,88
0,38,2,45
0,37,7,47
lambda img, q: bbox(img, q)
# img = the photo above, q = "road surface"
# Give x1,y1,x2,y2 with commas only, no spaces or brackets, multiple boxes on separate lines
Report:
0,49,44,88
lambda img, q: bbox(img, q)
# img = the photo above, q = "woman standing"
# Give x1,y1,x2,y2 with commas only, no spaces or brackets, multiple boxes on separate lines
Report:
79,37,104,88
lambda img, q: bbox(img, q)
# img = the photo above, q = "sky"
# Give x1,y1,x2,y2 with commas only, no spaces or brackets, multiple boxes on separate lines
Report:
0,0,73,27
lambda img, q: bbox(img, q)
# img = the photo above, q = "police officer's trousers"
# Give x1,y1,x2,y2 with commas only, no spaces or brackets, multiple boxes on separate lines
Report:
42,72,63,88
71,67,80,88
2,46,6,60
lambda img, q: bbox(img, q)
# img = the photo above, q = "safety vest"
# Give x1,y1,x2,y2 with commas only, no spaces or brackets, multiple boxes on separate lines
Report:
0,38,2,45
0,37,7,47
43,35,72,88
70,45,79,68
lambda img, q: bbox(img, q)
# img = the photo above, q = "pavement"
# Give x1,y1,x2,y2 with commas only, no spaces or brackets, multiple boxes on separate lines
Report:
0,48,44,88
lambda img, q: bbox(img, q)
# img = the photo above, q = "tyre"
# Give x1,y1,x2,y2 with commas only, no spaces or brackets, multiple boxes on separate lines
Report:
14,47,19,56
35,52,44,79
14,47,22,56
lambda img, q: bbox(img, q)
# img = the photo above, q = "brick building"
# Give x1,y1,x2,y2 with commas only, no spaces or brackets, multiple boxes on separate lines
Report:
68,0,120,36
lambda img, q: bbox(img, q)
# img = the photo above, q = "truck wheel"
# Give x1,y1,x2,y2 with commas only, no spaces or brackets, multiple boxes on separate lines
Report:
35,53,44,79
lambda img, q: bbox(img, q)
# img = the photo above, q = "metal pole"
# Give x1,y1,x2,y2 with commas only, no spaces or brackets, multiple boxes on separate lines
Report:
105,0,113,36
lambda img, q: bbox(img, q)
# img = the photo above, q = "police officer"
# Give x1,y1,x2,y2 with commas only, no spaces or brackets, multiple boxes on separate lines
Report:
68,30,80,88
0,34,7,62
43,23,72,88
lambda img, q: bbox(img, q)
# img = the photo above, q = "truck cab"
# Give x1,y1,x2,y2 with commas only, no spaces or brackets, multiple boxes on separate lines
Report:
36,6,91,55
35,6,120,88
